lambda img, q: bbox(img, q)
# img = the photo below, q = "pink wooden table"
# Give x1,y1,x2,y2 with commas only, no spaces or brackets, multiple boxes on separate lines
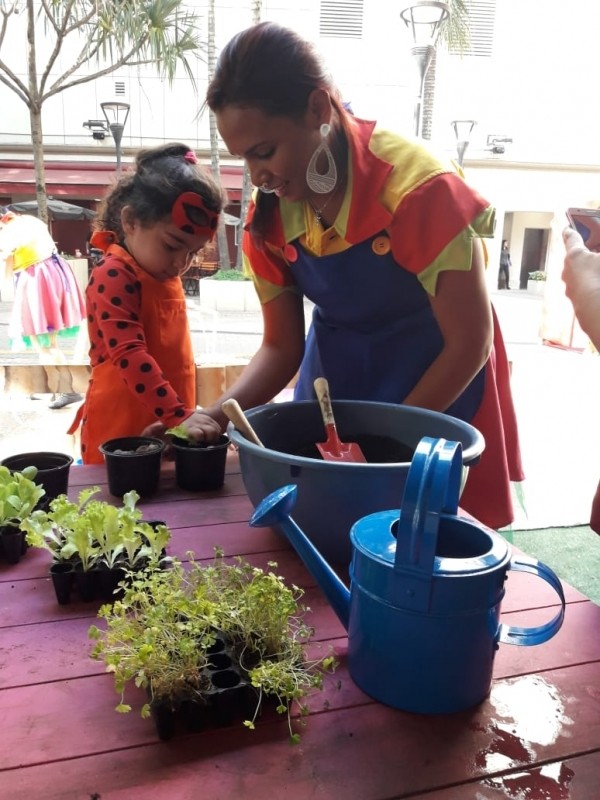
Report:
1,454,599,799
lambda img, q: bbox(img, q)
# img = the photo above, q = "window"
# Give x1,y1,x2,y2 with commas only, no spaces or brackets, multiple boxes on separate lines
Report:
449,0,496,58
320,0,364,39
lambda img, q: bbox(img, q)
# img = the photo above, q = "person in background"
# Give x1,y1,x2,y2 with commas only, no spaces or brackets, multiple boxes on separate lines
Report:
0,207,85,408
562,225,600,533
68,143,224,464
195,21,523,530
498,239,512,289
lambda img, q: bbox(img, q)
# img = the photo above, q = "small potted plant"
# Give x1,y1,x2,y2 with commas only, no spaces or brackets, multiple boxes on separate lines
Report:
89,550,335,742
22,488,171,604
528,270,547,294
1,452,73,507
99,436,165,498
166,425,229,492
0,464,45,564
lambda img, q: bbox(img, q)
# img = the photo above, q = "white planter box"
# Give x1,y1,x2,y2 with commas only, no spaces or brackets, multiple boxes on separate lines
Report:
527,280,546,296
199,279,260,312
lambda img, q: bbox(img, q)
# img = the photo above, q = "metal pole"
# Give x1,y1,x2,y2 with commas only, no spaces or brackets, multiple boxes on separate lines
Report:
109,123,125,175
411,44,435,137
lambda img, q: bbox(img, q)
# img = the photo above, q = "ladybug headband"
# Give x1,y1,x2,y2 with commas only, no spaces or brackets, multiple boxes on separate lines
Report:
169,149,219,239
171,192,220,240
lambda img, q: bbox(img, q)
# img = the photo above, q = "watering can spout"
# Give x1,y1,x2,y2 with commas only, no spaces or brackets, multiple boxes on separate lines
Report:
250,485,351,630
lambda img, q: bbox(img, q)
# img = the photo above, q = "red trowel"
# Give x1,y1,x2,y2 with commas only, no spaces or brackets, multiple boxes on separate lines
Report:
314,378,367,463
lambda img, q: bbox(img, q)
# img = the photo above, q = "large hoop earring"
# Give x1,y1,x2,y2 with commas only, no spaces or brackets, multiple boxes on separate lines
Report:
306,123,338,194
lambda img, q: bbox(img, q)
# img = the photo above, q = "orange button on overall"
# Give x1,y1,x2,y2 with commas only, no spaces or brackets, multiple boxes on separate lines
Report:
372,236,391,255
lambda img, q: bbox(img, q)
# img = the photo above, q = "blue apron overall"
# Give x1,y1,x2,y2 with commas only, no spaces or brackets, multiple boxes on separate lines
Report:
289,233,484,424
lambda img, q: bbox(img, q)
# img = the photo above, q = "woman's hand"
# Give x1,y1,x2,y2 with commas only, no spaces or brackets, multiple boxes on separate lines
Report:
562,226,600,350
179,410,224,443
141,412,223,458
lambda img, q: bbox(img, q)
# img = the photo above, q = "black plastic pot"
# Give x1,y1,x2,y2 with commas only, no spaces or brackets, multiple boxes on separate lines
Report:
98,566,128,602
1,451,73,503
147,633,257,740
0,526,25,565
171,434,229,492
74,567,101,602
50,562,75,605
99,437,165,498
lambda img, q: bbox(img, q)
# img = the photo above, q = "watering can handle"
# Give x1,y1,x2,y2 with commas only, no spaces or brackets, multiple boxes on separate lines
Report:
498,556,566,646
394,437,463,574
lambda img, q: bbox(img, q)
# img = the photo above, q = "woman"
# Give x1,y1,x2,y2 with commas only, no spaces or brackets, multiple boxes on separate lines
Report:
200,21,523,529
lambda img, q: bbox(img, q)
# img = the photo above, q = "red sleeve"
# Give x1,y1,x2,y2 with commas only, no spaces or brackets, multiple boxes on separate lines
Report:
86,258,193,424
389,172,491,275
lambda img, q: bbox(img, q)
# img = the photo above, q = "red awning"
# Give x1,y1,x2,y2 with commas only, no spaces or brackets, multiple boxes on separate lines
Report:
0,160,243,201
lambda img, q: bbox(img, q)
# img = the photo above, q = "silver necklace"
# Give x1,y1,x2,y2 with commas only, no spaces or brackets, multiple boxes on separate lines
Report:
308,191,336,226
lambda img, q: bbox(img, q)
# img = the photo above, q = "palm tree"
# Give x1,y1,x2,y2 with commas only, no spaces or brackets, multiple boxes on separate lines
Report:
206,0,231,270
0,0,203,224
234,0,262,271
420,0,471,140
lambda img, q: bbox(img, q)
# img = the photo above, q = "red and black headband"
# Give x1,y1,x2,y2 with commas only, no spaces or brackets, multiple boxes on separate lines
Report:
171,192,220,240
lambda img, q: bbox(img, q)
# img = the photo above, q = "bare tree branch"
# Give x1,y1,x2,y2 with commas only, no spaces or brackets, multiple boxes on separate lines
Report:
1,0,206,224
0,69,30,105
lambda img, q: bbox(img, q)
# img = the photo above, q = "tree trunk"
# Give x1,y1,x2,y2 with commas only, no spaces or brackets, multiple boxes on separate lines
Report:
26,0,49,226
234,169,252,271
207,0,230,271
421,50,437,141
234,1,262,271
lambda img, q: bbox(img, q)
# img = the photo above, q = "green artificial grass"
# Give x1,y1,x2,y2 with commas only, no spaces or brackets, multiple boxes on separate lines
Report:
500,525,600,605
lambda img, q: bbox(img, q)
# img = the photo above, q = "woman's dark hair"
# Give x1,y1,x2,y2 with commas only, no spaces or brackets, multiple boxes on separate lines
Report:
206,21,340,117
206,22,346,244
95,142,226,238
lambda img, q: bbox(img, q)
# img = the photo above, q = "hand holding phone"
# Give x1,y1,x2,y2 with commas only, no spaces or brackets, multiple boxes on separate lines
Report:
566,207,600,252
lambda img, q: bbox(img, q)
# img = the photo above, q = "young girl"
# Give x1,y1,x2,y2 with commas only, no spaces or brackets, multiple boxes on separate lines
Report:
70,143,225,464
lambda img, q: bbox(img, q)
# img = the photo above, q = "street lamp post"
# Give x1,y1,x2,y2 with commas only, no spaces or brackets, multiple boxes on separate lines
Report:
100,101,130,174
451,119,477,168
400,1,450,138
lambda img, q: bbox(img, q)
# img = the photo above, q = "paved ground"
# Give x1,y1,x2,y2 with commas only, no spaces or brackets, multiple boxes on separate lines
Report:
1,288,599,531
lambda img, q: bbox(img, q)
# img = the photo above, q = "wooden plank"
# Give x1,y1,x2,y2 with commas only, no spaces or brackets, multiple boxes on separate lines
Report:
66,450,241,486
1,663,598,798
0,576,99,627
495,600,600,678
0,616,102,689
2,596,598,693
407,751,600,798
487,564,587,611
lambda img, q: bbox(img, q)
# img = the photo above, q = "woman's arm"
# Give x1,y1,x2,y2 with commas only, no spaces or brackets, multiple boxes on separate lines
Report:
402,238,493,412
201,289,306,429
562,226,600,350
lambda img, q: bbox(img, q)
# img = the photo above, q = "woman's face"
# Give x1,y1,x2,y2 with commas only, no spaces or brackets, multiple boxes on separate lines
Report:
216,105,322,202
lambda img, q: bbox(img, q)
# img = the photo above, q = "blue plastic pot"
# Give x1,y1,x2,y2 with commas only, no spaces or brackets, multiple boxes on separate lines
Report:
229,400,484,564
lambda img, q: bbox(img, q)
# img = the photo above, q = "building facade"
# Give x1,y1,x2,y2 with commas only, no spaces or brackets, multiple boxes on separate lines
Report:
1,0,600,322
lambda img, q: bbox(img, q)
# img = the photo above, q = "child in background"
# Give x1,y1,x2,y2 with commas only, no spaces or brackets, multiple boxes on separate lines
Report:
0,208,85,408
69,143,225,464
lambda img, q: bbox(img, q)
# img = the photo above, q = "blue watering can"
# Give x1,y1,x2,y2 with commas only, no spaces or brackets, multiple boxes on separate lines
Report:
250,436,566,714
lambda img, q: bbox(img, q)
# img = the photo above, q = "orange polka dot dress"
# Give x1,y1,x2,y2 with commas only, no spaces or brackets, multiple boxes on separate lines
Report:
75,242,196,464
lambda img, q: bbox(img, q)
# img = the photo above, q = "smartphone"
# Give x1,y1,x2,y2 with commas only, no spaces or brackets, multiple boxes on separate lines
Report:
566,207,600,252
